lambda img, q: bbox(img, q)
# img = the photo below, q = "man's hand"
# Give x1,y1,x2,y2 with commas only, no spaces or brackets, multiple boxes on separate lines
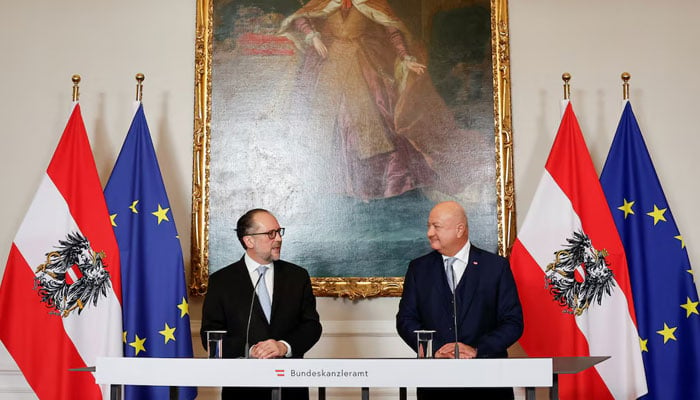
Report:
250,339,288,359
435,342,477,359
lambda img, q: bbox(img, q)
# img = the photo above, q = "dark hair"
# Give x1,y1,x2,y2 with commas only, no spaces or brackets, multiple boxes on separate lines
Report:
236,208,270,249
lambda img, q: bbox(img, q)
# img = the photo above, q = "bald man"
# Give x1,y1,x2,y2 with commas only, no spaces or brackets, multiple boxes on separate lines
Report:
396,201,524,400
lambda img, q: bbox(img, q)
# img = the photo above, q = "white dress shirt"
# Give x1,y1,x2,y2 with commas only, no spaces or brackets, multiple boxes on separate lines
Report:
244,253,274,296
442,240,471,288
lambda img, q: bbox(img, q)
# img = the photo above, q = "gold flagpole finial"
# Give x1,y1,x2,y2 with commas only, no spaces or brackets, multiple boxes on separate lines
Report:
135,73,145,102
562,72,571,100
621,72,631,100
72,74,81,102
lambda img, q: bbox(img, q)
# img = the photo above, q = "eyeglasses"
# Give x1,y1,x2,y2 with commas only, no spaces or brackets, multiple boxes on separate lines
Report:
245,228,285,239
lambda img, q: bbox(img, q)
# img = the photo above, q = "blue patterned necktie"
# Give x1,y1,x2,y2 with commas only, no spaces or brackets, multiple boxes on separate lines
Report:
256,265,272,322
444,257,457,292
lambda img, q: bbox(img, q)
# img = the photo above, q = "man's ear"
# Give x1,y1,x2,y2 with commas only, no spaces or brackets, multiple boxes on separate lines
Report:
456,223,466,238
244,235,254,249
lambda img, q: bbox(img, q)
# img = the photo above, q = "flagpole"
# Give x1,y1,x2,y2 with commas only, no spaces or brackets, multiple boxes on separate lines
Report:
135,73,144,101
621,72,631,100
72,74,81,101
560,73,571,115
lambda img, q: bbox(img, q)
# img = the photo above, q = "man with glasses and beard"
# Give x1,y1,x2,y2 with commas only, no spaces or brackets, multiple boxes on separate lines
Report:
201,208,322,400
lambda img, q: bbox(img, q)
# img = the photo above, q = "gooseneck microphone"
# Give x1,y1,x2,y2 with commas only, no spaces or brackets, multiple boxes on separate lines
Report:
245,272,265,358
451,265,460,359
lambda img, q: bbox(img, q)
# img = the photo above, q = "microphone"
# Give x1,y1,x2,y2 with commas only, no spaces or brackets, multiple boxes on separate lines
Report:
245,271,265,358
451,265,459,359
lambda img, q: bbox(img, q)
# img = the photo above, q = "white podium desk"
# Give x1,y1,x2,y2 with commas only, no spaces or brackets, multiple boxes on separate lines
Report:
93,357,603,400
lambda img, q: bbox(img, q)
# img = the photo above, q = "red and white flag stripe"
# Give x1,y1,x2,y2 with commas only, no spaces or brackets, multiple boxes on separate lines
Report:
0,104,122,399
511,102,646,399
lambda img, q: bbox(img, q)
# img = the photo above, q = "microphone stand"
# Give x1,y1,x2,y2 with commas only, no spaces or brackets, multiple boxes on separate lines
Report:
246,271,282,400
451,266,459,359
245,272,264,358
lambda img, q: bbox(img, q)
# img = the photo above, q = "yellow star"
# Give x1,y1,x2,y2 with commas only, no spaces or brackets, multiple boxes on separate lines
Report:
681,297,700,318
159,323,177,344
110,214,117,227
618,199,635,219
656,323,677,344
152,204,170,225
639,337,648,352
177,297,189,318
675,235,686,249
646,205,667,225
129,200,139,214
122,331,127,343
129,334,147,356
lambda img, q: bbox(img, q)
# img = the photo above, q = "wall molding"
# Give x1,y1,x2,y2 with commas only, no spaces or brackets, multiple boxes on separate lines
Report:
0,370,35,399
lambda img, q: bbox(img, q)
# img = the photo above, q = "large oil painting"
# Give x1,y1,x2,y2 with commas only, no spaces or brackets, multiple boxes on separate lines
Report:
191,0,515,298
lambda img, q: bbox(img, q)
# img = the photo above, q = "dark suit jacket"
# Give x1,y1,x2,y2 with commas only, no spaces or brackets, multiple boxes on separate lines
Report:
396,246,523,358
396,247,523,400
201,257,322,399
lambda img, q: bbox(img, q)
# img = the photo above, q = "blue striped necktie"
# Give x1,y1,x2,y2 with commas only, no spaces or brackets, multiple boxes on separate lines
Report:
444,257,457,292
256,265,272,322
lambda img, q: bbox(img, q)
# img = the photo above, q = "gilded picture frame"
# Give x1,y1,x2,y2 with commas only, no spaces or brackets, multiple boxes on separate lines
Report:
190,0,515,298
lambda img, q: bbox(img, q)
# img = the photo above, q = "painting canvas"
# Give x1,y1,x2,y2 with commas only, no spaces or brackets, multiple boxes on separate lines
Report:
191,0,515,297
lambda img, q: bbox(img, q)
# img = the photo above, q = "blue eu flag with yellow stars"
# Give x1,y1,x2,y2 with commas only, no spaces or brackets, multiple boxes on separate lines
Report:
105,103,197,399
600,101,700,399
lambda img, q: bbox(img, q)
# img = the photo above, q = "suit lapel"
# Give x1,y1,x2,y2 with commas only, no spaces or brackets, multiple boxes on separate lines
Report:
270,261,283,323
456,247,481,321
431,253,456,317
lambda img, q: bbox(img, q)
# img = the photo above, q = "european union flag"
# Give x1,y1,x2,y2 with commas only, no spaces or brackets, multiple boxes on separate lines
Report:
105,104,197,400
600,101,700,399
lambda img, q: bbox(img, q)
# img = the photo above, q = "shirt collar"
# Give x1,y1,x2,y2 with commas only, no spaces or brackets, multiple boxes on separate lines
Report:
244,253,273,272
443,240,471,264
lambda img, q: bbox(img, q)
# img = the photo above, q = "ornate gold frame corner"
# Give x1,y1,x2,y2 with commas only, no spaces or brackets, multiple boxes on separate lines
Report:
189,0,515,298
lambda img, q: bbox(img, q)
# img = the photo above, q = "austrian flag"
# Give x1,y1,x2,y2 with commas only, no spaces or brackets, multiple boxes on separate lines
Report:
0,104,123,400
510,102,647,399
